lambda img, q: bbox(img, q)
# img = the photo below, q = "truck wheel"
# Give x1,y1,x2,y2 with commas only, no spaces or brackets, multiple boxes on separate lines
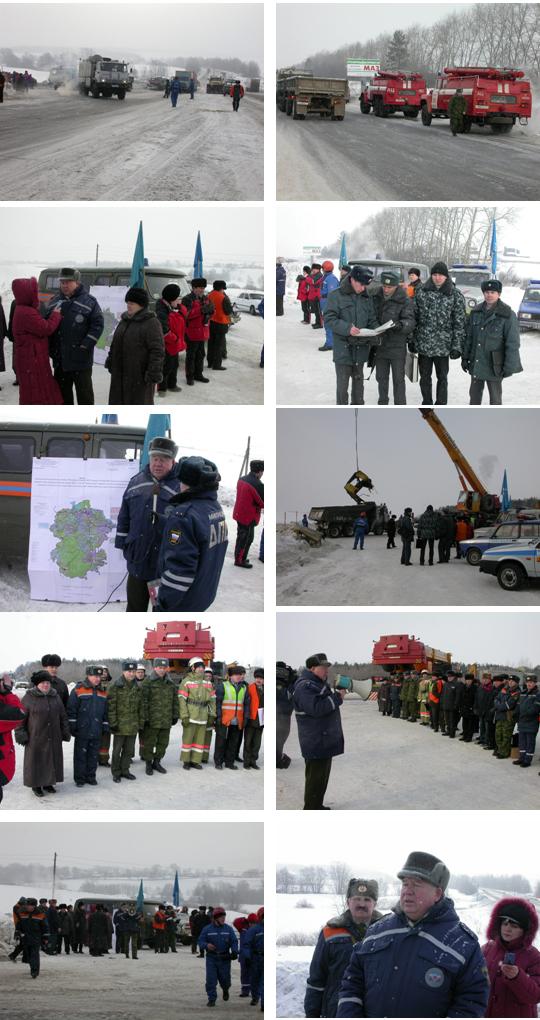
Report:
117,88,126,100
334,115,344,121
497,562,526,591
421,105,432,127
360,99,371,114
91,85,100,99
328,524,341,538
466,548,482,567
373,525,384,536
343,524,354,538
491,123,512,134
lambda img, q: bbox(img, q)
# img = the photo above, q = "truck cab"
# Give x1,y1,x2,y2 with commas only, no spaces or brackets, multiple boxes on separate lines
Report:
421,66,532,134
518,280,540,331
360,71,426,119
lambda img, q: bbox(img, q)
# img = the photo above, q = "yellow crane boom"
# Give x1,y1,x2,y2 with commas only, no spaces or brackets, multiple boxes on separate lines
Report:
419,409,488,496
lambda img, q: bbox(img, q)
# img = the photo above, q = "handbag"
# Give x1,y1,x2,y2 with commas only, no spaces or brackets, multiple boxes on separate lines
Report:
405,350,419,383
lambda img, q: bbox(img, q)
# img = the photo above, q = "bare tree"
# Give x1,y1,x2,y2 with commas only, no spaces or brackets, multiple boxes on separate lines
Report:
327,861,351,901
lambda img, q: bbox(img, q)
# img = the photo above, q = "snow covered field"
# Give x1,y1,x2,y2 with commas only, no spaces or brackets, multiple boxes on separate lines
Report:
0,88,263,201
276,289,540,406
276,528,540,607
276,699,537,811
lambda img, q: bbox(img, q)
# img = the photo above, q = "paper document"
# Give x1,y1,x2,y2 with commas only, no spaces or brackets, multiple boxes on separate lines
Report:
357,320,394,337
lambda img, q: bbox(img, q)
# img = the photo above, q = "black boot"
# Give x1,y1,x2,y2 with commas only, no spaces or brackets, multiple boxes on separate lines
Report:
145,762,154,775
153,759,167,774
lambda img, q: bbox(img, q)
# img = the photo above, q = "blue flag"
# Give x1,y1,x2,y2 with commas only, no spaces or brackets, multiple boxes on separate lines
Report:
339,232,348,269
141,414,172,468
501,469,510,511
101,414,118,424
135,880,144,912
172,871,180,907
490,220,497,276
130,221,145,288
193,230,203,279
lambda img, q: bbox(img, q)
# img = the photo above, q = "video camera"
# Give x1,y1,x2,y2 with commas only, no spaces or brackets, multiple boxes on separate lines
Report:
276,662,297,685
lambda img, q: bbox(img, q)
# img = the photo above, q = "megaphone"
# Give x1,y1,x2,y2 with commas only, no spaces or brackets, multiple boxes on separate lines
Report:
333,674,372,700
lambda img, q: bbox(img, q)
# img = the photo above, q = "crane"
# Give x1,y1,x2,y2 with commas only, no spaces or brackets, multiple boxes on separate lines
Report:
420,409,500,520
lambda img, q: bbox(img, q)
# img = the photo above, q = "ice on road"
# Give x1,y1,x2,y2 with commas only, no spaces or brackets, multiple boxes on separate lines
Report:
276,528,540,607
277,698,537,811
0,89,263,201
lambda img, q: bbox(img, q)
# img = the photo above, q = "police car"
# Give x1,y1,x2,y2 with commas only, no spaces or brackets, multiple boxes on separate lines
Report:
459,518,540,565
479,540,540,590
451,264,491,310
518,280,540,331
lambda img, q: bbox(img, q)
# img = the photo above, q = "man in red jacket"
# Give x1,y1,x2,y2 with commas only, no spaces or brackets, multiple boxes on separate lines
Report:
233,460,264,568
180,278,214,386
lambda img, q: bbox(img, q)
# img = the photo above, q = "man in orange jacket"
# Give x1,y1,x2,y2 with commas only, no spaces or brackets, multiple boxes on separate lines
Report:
244,668,264,770
207,280,233,371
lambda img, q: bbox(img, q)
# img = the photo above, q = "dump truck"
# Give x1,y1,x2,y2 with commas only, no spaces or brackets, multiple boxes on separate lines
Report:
206,75,224,94
248,78,261,93
420,66,532,133
173,69,197,92
308,470,388,537
372,634,453,674
359,71,426,118
78,55,134,99
277,74,347,120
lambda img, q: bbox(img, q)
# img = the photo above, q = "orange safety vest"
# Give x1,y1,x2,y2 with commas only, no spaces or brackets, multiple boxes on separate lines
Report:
209,290,231,325
221,680,246,728
152,910,166,931
247,682,262,721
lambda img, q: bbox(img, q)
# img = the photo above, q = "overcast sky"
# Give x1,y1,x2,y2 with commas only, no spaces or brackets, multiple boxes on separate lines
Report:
277,810,539,882
277,203,539,260
2,613,263,671
277,3,470,65
277,611,540,669
0,207,263,272
2,4,263,64
3,822,263,871
277,408,540,516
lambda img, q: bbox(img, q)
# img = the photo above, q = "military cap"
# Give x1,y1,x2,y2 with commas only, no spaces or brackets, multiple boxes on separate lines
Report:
349,265,373,285
481,279,502,294
525,674,538,683
122,660,138,671
59,267,81,282
346,878,379,901
149,436,178,460
398,851,450,891
153,658,169,668
381,271,400,286
86,665,104,676
306,652,330,669
493,673,508,682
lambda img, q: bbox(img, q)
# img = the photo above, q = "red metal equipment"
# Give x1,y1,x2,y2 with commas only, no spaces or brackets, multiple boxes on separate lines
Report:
360,71,426,118
372,634,452,674
420,66,532,134
143,621,215,665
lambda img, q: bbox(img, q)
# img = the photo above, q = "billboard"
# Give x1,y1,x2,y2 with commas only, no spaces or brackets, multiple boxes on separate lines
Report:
346,59,380,79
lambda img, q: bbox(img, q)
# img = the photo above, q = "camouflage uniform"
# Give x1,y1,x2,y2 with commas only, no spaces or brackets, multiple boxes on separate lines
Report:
107,675,144,780
141,671,179,766
400,677,411,719
449,93,467,135
494,683,520,758
178,673,217,765
405,674,419,721
98,668,112,765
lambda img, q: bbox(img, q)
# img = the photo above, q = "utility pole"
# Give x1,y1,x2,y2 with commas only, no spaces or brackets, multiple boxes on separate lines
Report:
95,243,99,267
52,852,57,899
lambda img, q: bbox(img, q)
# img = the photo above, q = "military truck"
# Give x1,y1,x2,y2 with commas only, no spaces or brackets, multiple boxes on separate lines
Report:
78,55,134,99
278,73,347,120
206,76,224,94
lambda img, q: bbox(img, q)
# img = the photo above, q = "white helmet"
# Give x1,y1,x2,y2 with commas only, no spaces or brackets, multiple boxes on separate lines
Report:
189,657,205,669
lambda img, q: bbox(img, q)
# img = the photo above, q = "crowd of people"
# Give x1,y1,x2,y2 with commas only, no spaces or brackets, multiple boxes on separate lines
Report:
2,268,260,405
0,654,264,804
8,896,264,1007
0,69,38,100
277,258,522,406
302,854,540,1018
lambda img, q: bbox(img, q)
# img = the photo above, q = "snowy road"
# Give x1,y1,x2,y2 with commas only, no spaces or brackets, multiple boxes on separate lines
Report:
0,315,264,406
5,719,263,811
0,89,263,201
276,298,540,405
276,699,537,811
0,944,254,1019
277,103,540,201
276,529,540,607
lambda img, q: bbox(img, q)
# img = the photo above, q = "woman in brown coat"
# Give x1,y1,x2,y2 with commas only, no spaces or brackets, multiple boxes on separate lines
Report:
15,670,71,798
105,287,164,404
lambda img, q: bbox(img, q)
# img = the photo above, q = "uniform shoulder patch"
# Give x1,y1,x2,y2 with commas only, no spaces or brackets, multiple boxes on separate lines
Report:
168,529,181,545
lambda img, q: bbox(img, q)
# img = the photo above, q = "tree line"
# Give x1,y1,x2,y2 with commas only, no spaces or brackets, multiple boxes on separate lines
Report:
277,863,540,899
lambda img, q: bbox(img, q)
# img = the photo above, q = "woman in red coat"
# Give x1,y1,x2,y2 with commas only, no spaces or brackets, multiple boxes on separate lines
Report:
0,673,25,806
482,897,540,1017
296,267,311,324
11,278,63,404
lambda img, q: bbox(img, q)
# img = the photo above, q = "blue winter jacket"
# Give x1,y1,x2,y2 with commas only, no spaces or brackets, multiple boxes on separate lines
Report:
305,910,383,1018
198,922,238,957
336,897,489,1018
67,683,109,740
321,271,339,306
353,516,369,534
115,463,182,581
243,922,264,959
276,265,287,297
155,488,228,611
45,284,104,372
517,687,540,734
293,669,344,760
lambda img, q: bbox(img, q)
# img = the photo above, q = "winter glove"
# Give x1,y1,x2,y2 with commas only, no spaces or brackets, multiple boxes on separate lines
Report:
230,951,238,961
407,341,416,354
15,729,29,745
449,348,461,360
461,359,470,373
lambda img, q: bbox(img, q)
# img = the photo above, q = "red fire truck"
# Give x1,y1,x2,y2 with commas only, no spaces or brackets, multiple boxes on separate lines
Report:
372,634,453,674
359,71,426,118
420,66,532,134
143,621,216,674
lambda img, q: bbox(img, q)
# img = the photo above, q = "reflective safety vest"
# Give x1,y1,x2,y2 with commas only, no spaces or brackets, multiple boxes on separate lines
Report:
221,680,246,728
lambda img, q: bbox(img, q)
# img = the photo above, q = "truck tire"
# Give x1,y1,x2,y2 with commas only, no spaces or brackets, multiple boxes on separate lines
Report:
466,547,483,567
421,105,432,127
360,98,371,114
328,524,341,538
117,88,126,100
497,562,526,592
91,85,100,99
334,115,344,121
292,101,305,120
343,524,354,538
373,524,384,536
490,123,512,134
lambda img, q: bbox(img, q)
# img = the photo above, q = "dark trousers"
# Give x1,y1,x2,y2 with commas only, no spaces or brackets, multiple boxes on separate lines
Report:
391,700,401,718
400,537,412,564
214,723,242,766
207,321,228,369
418,537,435,565
233,96,241,111
58,934,71,954
26,944,41,976
55,367,94,405
353,531,365,550
73,938,84,953
335,362,366,405
387,534,396,548
438,538,452,563
444,709,457,737
74,735,100,783
462,714,475,741
126,573,150,613
185,340,206,381
157,352,179,391
484,716,495,748
304,757,332,809
153,930,165,953
122,931,138,958
111,733,136,778
235,522,255,564
301,299,311,323
243,726,263,766
276,710,292,765
469,377,503,405
99,730,111,764
375,351,407,404
430,702,441,731
518,730,536,763
310,299,321,325
165,928,177,952
418,354,449,405
276,294,284,316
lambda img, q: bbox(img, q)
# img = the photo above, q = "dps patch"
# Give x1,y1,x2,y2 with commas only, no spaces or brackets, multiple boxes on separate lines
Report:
169,529,181,545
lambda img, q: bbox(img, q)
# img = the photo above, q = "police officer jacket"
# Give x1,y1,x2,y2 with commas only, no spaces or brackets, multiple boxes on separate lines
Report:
67,683,109,740
493,687,520,723
323,277,380,367
293,668,344,761
17,910,49,947
115,464,183,581
198,922,238,957
156,488,228,611
336,898,489,1018
45,285,104,372
463,300,522,381
516,687,540,734
441,678,460,711
305,909,383,1018
114,909,142,934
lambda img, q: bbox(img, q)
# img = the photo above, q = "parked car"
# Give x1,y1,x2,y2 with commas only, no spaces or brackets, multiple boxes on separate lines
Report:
233,290,264,315
459,518,540,565
479,540,540,591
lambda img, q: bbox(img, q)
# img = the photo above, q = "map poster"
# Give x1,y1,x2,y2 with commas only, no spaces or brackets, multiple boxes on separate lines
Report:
28,457,139,604
91,285,126,366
